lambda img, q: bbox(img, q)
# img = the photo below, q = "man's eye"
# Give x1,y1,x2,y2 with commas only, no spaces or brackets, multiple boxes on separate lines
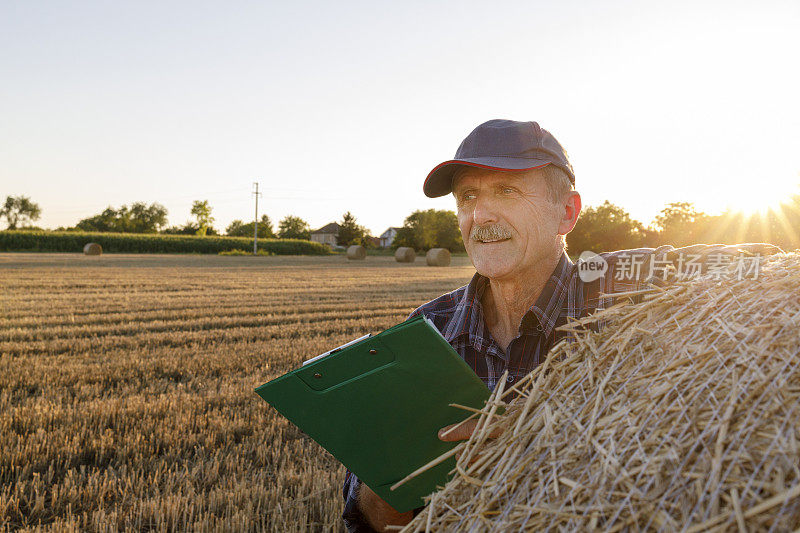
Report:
460,193,476,202
501,187,515,194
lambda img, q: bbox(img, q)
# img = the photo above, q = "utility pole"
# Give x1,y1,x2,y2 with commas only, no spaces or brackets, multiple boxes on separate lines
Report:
252,182,262,255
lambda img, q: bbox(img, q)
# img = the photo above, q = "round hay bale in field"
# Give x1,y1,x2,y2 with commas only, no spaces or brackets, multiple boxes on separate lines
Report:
426,248,450,267
394,247,416,263
83,243,102,256
403,253,800,532
346,245,366,260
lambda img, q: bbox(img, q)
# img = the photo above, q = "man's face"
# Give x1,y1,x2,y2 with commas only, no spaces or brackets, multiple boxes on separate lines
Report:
453,167,564,281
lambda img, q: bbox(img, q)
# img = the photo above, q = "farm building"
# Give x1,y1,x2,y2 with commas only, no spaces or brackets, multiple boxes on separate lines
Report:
379,227,402,248
311,222,339,246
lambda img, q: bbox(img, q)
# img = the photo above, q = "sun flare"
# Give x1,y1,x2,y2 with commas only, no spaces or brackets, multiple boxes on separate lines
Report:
719,175,800,216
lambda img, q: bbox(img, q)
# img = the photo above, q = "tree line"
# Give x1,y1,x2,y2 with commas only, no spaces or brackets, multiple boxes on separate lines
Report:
0,196,313,240
390,197,800,254
2,193,799,253
566,197,800,253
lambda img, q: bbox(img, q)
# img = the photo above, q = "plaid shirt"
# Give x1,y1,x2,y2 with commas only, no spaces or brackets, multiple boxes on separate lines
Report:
404,250,613,392
341,243,777,532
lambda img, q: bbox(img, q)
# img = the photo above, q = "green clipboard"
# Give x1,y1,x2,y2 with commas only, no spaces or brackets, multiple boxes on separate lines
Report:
255,315,490,512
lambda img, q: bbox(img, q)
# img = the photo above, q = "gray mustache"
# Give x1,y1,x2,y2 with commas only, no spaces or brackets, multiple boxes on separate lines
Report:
470,224,512,242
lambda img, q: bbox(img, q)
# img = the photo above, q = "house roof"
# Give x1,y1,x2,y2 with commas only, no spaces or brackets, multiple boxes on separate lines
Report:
311,222,340,235
380,227,403,238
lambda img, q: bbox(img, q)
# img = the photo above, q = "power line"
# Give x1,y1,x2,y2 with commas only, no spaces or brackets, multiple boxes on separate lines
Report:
252,182,262,255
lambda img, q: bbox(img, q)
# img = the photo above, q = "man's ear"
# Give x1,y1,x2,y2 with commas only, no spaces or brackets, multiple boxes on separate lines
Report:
558,191,581,236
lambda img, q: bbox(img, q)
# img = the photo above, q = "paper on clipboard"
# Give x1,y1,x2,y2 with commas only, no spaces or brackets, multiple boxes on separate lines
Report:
301,333,372,366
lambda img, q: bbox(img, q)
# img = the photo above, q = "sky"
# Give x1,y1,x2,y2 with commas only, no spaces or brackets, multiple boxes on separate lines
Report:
1,0,799,235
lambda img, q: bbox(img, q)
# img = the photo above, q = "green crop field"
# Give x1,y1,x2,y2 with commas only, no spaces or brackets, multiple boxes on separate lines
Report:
0,231,330,255
0,253,475,532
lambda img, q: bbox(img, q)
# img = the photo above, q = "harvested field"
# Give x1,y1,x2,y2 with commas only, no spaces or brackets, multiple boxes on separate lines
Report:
0,253,475,531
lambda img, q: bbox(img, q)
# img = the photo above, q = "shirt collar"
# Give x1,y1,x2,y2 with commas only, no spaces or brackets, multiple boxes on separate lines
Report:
443,252,574,346
526,252,574,340
440,270,485,347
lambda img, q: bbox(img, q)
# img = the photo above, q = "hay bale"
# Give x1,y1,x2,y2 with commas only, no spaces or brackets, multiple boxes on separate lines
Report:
403,253,800,531
83,243,102,256
346,245,366,260
394,247,416,263
426,248,450,267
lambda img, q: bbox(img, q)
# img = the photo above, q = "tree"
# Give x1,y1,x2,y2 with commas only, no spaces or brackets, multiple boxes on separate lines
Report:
277,215,311,240
1,195,42,230
76,207,118,232
226,215,275,238
226,220,246,236
128,202,168,233
566,201,646,253
392,209,464,252
191,200,215,237
260,214,274,238
653,202,708,247
76,202,168,233
162,223,217,235
337,212,368,246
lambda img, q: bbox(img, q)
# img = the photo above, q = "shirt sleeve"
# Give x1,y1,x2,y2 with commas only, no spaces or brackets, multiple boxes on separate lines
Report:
342,471,378,533
407,306,424,321
341,471,425,531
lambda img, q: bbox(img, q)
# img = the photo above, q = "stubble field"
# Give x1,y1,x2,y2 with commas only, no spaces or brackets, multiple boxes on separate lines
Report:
0,253,475,532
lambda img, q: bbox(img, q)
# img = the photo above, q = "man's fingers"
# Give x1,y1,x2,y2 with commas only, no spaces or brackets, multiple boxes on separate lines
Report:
439,419,505,442
438,419,478,442
487,425,504,439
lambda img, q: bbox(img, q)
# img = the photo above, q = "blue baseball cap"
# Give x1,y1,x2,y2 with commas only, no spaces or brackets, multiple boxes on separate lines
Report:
423,119,575,198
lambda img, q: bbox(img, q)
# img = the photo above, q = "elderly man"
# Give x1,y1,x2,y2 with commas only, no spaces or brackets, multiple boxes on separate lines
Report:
341,119,777,532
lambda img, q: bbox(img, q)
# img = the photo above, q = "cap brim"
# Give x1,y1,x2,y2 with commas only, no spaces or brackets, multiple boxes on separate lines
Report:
423,158,552,198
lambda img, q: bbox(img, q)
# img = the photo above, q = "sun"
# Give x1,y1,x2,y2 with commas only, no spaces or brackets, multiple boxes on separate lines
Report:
720,174,800,216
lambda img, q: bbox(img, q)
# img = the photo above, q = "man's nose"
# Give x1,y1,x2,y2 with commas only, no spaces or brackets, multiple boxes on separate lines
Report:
472,194,500,226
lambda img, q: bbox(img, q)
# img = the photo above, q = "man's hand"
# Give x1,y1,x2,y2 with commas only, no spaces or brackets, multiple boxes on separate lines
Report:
438,419,481,442
357,482,413,532
439,418,504,442
438,419,504,466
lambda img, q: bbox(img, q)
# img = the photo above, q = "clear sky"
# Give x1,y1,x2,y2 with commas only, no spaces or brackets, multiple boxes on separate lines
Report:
2,0,799,235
